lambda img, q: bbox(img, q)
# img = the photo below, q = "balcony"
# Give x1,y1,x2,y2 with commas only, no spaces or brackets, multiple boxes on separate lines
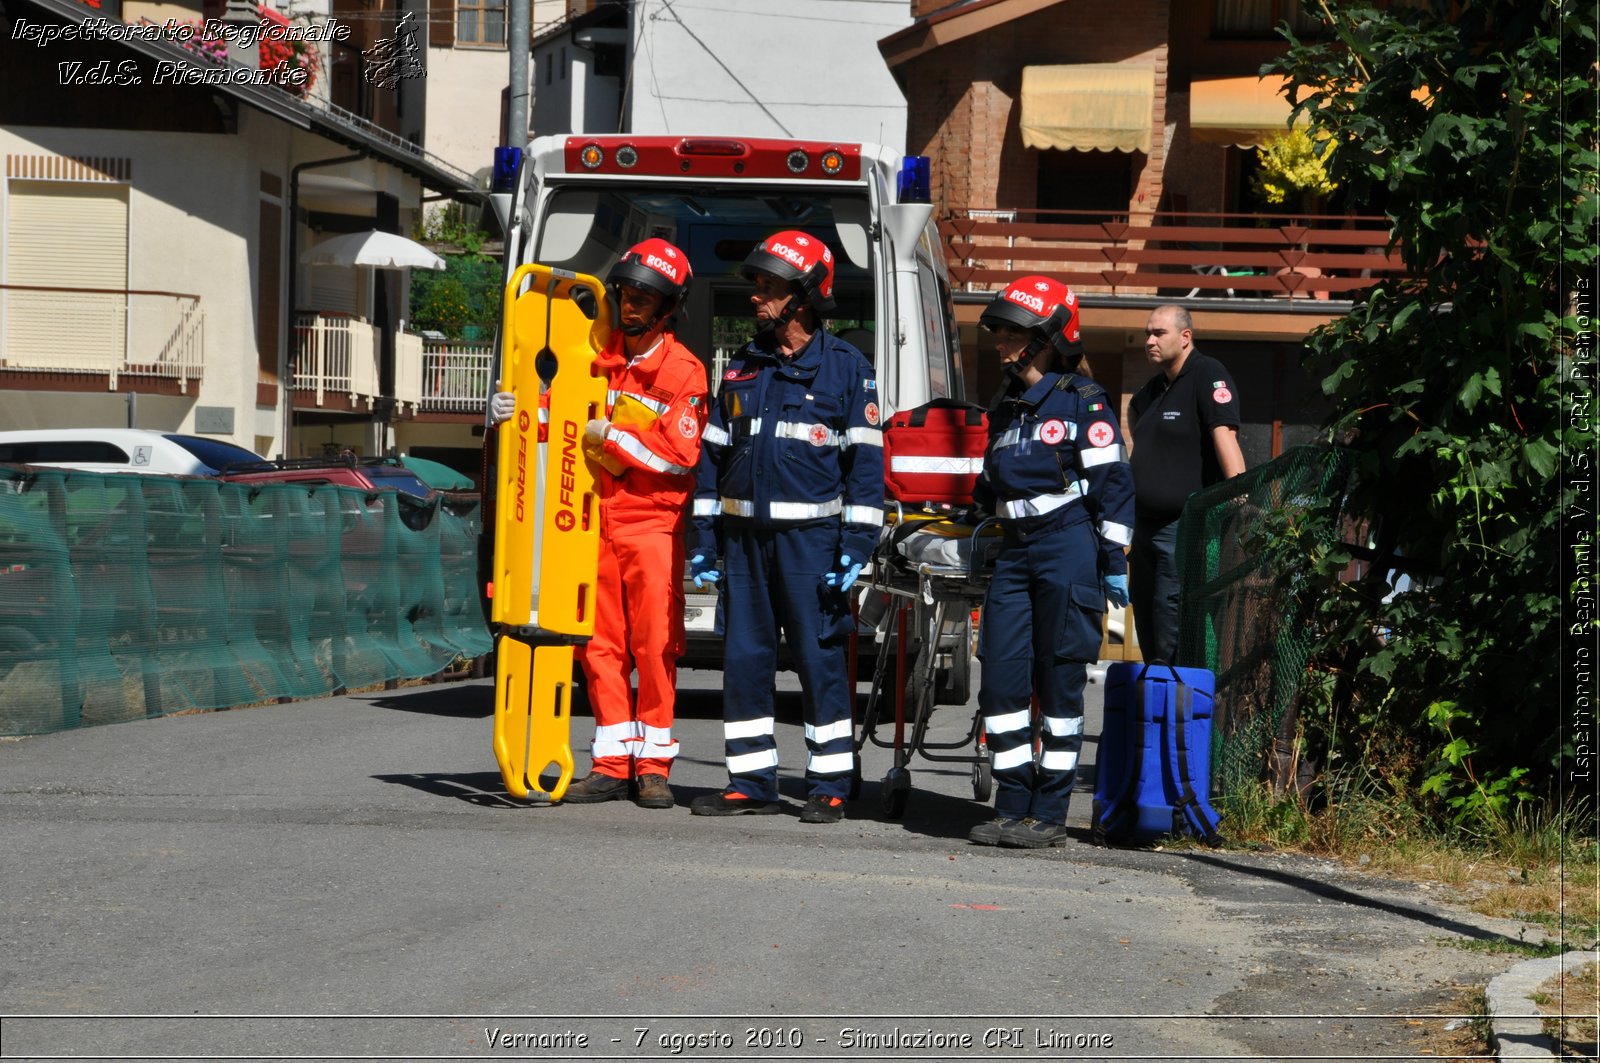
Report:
420,341,494,413
0,285,205,392
292,312,379,410
292,314,449,416
942,209,1407,303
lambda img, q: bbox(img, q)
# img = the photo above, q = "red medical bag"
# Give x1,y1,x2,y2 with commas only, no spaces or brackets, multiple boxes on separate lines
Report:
882,398,988,505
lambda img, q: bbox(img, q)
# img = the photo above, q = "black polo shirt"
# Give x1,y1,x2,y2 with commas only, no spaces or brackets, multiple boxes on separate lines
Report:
1128,349,1241,521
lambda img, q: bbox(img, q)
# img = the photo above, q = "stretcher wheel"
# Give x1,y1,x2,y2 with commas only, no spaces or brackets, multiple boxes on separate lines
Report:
971,755,993,802
849,753,862,801
881,766,911,818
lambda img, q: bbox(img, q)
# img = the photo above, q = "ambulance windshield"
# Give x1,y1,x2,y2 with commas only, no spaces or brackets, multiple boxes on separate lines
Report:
533,185,878,380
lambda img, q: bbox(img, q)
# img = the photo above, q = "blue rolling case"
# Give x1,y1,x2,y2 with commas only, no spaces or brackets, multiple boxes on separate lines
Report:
1092,661,1223,846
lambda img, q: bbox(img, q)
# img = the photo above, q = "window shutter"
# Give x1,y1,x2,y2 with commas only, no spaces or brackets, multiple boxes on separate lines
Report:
430,0,453,48
4,181,129,370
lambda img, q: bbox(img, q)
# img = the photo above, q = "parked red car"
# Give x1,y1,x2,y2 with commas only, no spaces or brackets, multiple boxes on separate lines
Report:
219,454,435,502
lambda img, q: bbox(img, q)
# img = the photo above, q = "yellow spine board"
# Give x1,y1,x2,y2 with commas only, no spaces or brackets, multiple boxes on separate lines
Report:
491,264,610,630
493,637,577,801
490,264,610,803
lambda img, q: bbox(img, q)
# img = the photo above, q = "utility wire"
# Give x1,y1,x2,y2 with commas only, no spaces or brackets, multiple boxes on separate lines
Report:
643,6,672,132
652,0,792,136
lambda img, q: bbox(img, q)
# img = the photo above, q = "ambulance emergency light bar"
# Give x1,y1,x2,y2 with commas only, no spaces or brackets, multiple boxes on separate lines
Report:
898,155,931,204
492,146,522,193
564,136,863,180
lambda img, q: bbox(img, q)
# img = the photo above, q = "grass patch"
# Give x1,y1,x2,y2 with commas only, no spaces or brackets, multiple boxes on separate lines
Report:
1406,984,1492,1061
1221,780,1598,950
1437,935,1565,958
1534,961,1599,1060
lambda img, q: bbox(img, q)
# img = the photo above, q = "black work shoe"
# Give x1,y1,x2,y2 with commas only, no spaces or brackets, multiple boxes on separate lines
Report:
998,817,1072,848
561,771,630,804
690,790,781,816
635,774,675,809
967,817,1024,846
799,794,847,824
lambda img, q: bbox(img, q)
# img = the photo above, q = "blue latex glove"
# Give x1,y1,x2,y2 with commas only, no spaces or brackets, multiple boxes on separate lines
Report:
823,553,864,593
689,553,721,589
1103,573,1129,608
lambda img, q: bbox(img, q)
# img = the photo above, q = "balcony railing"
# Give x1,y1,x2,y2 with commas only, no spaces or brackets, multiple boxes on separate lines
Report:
420,343,494,412
293,312,379,407
0,285,204,390
942,209,1407,301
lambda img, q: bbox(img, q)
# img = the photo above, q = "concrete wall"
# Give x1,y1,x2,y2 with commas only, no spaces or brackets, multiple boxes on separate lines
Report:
624,0,912,148
531,35,622,137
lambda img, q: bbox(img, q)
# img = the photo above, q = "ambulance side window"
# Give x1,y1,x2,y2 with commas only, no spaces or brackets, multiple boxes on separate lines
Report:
916,252,957,400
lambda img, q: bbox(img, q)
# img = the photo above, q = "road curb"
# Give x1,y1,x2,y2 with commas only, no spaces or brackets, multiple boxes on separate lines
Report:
1487,949,1595,1060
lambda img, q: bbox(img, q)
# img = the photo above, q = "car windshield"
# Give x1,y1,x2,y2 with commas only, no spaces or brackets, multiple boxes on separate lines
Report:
165,434,264,473
362,464,432,500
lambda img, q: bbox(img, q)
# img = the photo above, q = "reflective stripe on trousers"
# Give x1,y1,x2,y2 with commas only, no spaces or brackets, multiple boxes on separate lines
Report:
720,521,854,801
976,519,1101,823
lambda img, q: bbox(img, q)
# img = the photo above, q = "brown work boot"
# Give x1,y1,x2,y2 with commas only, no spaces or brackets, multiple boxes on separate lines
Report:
635,773,675,809
561,771,629,804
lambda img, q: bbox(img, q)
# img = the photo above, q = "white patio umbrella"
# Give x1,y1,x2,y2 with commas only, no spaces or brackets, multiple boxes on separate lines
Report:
300,230,447,271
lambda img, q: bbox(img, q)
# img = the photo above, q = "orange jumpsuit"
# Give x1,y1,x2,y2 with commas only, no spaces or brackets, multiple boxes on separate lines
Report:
580,332,708,780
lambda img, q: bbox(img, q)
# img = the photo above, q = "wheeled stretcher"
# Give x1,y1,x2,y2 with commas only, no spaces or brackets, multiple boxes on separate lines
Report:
851,506,1003,817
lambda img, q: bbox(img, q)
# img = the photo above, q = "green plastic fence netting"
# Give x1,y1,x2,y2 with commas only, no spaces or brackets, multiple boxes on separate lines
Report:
1174,444,1355,796
0,467,491,734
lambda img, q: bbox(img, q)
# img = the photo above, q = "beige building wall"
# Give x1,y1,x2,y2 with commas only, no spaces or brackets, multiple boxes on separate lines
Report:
423,46,511,179
0,122,279,445
0,118,425,458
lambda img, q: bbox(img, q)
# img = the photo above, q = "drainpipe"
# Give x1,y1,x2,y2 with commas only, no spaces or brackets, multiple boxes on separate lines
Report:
284,150,366,458
506,0,528,150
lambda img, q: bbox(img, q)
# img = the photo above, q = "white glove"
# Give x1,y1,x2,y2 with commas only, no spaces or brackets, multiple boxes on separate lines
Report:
489,391,516,425
584,418,610,446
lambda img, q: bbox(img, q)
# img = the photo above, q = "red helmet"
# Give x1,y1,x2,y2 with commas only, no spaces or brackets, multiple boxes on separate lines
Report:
979,275,1084,364
608,237,693,312
741,229,836,314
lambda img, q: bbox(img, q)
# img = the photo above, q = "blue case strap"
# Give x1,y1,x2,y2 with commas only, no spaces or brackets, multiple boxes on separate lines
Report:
1165,676,1223,846
1095,670,1147,842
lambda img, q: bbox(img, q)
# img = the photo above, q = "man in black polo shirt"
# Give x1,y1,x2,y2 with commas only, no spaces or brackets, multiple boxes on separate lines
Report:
1127,304,1246,664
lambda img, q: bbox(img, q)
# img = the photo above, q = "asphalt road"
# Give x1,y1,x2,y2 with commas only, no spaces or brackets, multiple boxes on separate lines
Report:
0,665,1541,1062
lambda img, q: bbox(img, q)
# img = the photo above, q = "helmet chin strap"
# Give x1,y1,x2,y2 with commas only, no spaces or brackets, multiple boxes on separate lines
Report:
754,290,809,336
1004,334,1050,378
612,283,672,337
774,289,809,329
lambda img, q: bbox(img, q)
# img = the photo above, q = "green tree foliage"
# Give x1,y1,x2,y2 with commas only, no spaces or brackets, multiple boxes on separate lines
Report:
409,204,501,340
1266,0,1596,828
410,256,501,339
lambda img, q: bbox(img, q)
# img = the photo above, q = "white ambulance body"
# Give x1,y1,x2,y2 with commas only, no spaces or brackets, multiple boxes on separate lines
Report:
495,134,966,676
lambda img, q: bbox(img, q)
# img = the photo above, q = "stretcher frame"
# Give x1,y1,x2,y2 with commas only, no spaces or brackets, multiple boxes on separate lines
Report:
489,264,610,804
852,507,1002,818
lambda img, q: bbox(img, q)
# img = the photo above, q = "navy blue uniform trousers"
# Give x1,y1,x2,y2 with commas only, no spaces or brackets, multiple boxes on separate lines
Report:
1130,514,1181,666
721,520,855,801
977,516,1105,824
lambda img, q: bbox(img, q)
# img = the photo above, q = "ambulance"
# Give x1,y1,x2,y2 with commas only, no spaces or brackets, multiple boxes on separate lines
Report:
489,134,971,699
